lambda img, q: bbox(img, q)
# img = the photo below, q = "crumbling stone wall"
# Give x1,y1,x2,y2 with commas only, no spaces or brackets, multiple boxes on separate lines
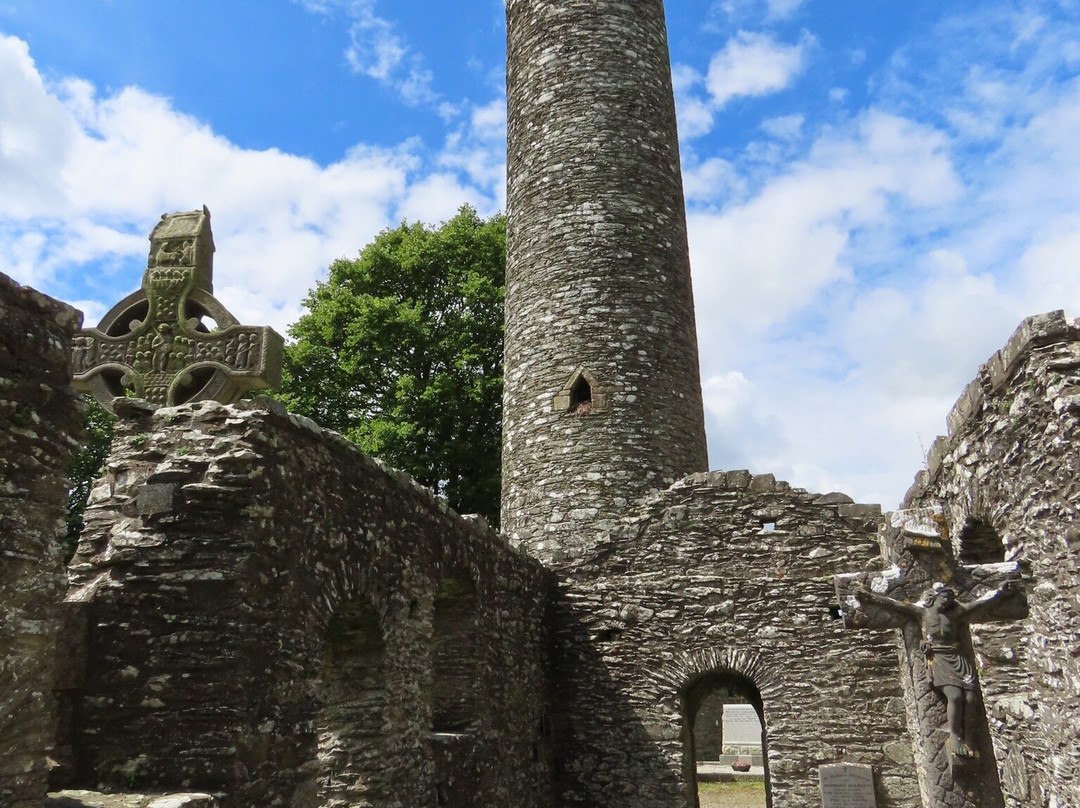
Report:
65,399,553,808
905,311,1080,808
0,273,84,808
548,472,921,808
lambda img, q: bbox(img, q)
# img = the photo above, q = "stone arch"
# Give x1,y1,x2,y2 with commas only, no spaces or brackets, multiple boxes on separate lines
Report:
552,367,611,414
956,517,1006,564
312,594,388,808
296,558,407,808
430,568,482,805
662,649,777,808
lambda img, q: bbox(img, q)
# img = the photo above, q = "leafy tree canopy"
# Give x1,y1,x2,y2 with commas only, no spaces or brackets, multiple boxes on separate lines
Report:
279,205,505,523
67,395,114,558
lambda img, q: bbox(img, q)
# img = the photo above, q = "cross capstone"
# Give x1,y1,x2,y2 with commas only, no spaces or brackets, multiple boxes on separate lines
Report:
72,207,283,411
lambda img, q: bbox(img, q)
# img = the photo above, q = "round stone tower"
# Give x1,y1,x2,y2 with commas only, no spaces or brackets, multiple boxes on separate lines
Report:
502,0,708,561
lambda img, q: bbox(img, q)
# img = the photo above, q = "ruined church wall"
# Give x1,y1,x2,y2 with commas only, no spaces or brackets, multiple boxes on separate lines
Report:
66,400,553,808
904,311,1080,808
0,274,84,808
549,472,922,808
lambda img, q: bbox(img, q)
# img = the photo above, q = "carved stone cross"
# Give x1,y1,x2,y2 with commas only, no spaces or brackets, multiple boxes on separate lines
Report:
72,207,283,411
835,507,1027,808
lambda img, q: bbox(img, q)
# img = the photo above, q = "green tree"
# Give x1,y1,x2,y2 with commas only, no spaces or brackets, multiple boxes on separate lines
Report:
280,206,505,523
66,395,115,558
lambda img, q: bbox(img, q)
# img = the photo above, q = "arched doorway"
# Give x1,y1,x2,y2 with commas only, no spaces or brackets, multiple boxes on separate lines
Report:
313,597,387,807
683,669,771,808
431,573,480,805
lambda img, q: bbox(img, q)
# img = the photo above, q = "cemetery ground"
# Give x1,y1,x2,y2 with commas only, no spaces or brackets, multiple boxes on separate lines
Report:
697,781,766,808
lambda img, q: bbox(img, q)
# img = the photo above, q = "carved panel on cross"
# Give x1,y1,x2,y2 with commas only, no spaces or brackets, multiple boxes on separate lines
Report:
72,207,283,412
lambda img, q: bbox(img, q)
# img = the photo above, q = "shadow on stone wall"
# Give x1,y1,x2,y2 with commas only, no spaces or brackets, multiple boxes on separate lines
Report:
60,399,554,808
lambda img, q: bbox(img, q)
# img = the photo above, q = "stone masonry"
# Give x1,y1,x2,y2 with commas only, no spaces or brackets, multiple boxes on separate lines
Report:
0,275,84,808
548,473,921,808
61,398,553,808
4,0,1080,802
502,0,708,560
905,311,1080,808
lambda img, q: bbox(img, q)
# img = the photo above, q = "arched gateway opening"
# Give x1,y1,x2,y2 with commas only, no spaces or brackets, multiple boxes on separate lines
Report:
313,598,387,807
683,670,771,808
430,573,480,805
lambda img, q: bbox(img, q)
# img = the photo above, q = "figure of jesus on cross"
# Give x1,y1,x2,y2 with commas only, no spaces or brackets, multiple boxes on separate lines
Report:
853,578,1019,759
838,507,1027,807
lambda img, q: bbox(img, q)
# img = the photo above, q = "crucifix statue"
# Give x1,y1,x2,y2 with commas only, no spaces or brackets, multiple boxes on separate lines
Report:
836,507,1027,808
71,207,283,411
853,578,1019,759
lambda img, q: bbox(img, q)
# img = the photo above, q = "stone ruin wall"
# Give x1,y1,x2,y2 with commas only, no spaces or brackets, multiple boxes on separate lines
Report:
905,311,1080,808
548,472,922,808
62,399,554,808
0,274,84,808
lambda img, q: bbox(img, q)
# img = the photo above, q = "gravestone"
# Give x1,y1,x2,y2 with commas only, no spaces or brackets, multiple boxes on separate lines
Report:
72,207,282,411
721,704,761,756
836,507,1026,808
818,763,876,808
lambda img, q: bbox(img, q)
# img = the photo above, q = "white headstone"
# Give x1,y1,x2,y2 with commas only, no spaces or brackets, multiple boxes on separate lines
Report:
818,763,876,808
721,704,761,750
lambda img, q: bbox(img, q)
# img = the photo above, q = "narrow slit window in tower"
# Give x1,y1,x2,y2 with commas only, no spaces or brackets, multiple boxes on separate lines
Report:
569,374,592,414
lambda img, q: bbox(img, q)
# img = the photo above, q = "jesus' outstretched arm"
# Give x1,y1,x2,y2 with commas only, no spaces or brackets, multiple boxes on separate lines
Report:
852,581,924,620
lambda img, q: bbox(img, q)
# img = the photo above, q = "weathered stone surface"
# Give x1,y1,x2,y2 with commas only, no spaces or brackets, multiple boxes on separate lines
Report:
72,208,283,412
905,312,1080,808
502,0,708,559
2,0,1078,804
65,400,553,808
0,272,84,808
46,791,219,807
547,474,919,808
721,704,762,755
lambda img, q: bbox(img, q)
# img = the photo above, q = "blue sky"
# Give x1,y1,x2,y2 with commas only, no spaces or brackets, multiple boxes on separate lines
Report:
2,0,1079,508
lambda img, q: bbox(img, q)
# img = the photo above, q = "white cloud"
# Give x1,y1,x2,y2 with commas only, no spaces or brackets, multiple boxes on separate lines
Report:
675,94,716,141
0,33,500,336
674,31,812,140
688,4,1080,507
716,0,809,22
682,157,744,204
761,113,804,140
0,36,79,218
435,97,507,212
689,111,961,337
685,110,991,504
295,0,437,106
1017,216,1080,311
706,31,811,109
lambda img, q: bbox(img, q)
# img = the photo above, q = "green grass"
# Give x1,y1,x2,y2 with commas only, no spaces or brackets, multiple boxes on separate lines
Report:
698,782,766,795
697,781,768,808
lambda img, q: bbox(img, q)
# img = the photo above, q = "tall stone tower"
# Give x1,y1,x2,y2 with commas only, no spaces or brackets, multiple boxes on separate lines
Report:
502,0,708,560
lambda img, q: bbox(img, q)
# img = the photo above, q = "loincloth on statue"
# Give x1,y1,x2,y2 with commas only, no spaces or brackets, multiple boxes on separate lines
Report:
927,645,976,690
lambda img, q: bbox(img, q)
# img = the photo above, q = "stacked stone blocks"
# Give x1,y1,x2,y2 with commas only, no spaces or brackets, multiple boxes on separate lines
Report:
549,471,921,808
0,274,84,808
503,0,708,559
63,399,554,808
905,311,1080,808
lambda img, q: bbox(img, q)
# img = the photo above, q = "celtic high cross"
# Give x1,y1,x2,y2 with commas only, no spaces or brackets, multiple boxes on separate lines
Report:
72,207,283,411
